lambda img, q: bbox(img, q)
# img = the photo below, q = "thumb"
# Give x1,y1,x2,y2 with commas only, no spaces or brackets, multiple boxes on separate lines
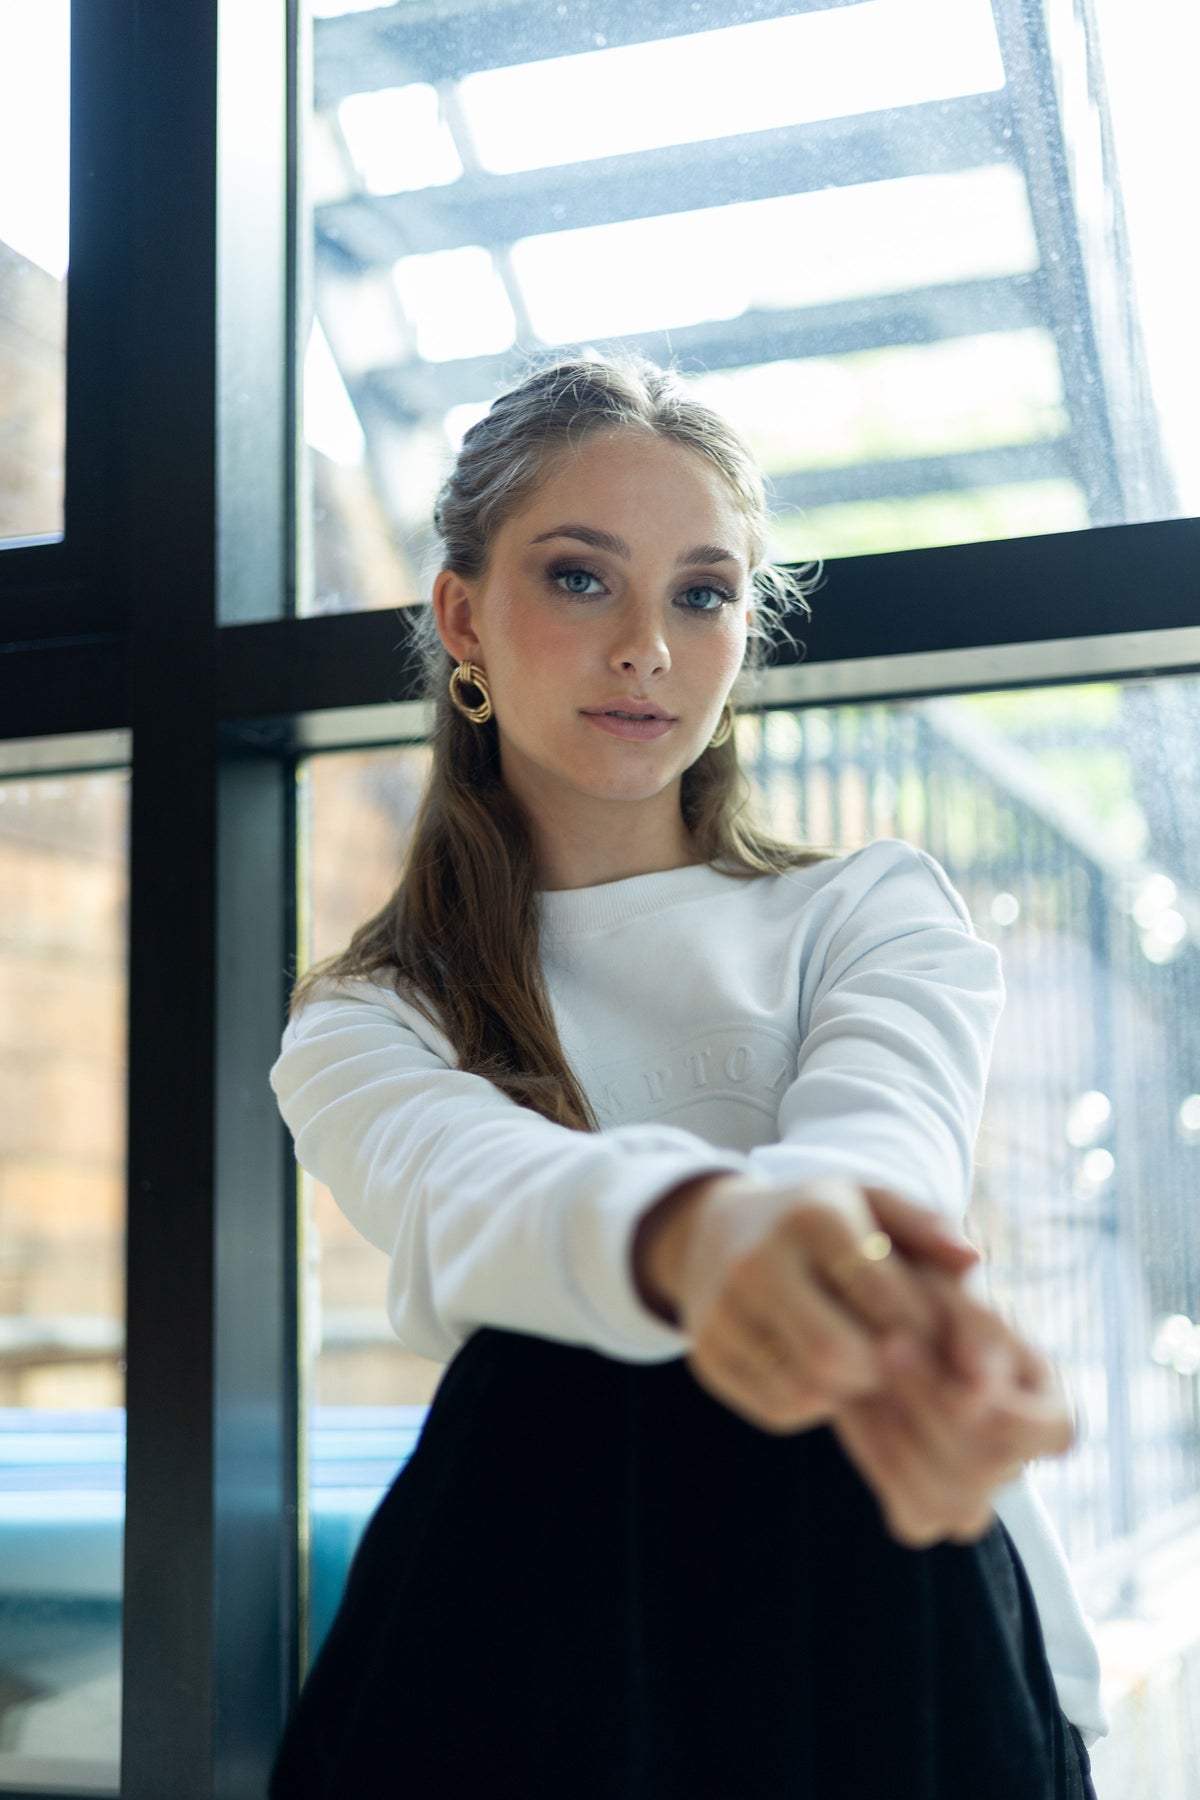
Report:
862,1187,980,1275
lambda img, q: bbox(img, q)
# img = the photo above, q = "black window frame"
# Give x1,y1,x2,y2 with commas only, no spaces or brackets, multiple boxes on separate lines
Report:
1,2,1199,1793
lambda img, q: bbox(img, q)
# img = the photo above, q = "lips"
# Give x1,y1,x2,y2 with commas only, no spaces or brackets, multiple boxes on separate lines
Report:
582,710,676,741
581,700,675,721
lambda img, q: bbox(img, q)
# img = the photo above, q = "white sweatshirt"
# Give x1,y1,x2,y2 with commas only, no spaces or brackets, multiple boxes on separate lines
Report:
269,836,1109,1745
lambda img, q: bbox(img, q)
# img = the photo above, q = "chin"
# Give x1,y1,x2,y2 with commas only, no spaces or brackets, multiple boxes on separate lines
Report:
577,772,681,805
505,732,687,805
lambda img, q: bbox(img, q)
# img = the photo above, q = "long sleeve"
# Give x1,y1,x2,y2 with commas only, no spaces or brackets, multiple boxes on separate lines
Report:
990,1472,1110,1746
269,977,755,1364
745,843,1003,1221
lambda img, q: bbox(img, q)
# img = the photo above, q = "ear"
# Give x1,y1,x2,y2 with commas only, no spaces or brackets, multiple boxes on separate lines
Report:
432,568,483,664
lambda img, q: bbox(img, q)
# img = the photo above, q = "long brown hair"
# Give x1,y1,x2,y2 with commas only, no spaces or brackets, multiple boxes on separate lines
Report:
290,354,824,1130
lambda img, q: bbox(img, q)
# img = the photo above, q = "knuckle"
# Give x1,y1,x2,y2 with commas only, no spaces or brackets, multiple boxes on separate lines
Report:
862,1432,901,1479
888,1506,932,1548
947,1493,989,1534
950,1507,994,1544
723,1249,761,1293
780,1208,820,1249
758,1396,802,1435
909,1518,946,1549
986,1421,1028,1465
803,1333,845,1383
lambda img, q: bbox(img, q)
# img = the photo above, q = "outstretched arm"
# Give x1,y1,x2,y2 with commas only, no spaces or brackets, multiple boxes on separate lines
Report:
270,975,764,1364
633,1171,1074,1546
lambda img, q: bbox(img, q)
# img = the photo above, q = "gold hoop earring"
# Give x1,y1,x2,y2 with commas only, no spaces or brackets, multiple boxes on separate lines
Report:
708,702,734,749
449,660,493,725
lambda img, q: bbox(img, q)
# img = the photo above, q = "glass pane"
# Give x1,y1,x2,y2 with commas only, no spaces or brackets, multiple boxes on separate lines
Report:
0,0,69,546
303,0,1198,615
299,678,1200,1794
0,765,127,1793
297,746,440,1662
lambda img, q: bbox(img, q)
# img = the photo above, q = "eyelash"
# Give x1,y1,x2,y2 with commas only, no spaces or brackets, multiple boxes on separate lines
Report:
546,563,738,613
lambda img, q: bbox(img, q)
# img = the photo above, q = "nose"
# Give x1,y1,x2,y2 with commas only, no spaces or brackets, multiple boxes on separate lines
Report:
609,594,670,681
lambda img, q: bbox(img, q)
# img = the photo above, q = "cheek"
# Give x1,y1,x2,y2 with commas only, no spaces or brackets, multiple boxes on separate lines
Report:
701,612,749,681
484,593,579,688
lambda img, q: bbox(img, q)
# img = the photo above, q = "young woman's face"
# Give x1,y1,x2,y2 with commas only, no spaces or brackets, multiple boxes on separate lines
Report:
436,429,755,816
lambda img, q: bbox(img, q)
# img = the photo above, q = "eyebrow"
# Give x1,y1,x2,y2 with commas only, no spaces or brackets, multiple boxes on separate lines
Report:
528,524,744,569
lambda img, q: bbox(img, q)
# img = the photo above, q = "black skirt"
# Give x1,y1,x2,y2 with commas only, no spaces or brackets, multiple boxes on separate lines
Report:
271,1326,1096,1800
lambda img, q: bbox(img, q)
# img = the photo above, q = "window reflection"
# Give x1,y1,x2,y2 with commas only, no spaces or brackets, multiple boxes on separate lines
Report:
301,745,439,1412
0,0,69,546
306,0,1194,615
0,764,127,1789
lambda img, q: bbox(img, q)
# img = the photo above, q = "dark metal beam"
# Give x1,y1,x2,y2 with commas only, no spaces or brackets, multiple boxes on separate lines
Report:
774,516,1200,667
9,509,1198,751
213,754,300,1797
218,606,424,719
989,0,1121,526
316,92,1013,265
118,0,222,1788
211,3,302,1788
767,438,1077,512
0,634,128,737
357,275,1048,417
208,515,1200,733
0,582,119,646
116,0,297,1795
315,0,866,104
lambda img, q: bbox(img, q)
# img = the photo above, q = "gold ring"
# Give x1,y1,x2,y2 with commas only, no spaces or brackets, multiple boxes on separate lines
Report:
829,1229,893,1290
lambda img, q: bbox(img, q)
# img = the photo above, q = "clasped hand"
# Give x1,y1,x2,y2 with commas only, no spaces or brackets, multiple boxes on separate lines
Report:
634,1174,1075,1548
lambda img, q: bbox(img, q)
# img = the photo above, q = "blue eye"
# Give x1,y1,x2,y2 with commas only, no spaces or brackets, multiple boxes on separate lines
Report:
678,584,734,613
553,567,605,597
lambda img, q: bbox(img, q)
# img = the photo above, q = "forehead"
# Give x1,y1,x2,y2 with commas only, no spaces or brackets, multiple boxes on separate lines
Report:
501,429,752,561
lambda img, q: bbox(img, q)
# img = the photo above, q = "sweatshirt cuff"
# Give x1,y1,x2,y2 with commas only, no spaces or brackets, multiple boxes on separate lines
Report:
745,1141,960,1223
562,1126,761,1363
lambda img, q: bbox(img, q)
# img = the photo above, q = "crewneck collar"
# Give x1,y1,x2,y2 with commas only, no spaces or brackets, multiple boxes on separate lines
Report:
537,861,745,937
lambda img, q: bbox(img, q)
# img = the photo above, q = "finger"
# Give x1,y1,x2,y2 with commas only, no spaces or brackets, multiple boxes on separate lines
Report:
851,1389,1000,1542
878,1334,1026,1482
746,1261,884,1399
688,1311,834,1436
909,1268,1022,1390
834,1396,994,1547
863,1390,999,1533
926,1285,1075,1447
881,1332,1076,1467
789,1206,940,1340
862,1188,980,1275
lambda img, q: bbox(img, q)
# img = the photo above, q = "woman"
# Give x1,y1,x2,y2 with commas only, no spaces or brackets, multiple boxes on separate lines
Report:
268,356,1106,1797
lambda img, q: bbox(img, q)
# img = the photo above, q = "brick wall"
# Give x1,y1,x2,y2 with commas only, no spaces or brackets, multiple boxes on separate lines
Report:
0,775,129,1407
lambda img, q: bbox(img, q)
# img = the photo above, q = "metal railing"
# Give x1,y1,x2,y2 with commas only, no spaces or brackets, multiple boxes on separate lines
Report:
743,696,1200,1606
